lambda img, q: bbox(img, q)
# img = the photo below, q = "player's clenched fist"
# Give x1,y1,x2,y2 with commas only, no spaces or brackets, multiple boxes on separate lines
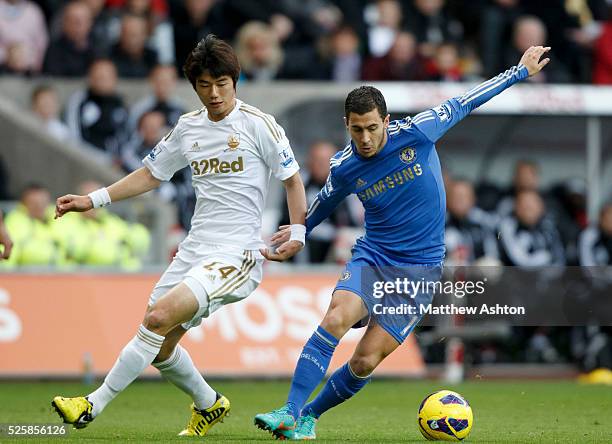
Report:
55,194,93,219
519,45,551,77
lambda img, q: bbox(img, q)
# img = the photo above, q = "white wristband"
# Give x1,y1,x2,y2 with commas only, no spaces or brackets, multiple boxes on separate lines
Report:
88,187,111,208
289,224,306,245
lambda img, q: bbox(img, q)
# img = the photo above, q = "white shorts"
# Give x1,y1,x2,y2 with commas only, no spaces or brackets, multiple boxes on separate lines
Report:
148,238,264,330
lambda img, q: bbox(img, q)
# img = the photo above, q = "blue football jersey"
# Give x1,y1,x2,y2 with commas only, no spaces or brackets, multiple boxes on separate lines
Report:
305,64,529,263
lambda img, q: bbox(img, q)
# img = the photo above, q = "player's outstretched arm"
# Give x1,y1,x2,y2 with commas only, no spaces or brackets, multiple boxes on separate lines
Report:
261,172,307,262
412,46,551,144
55,166,161,219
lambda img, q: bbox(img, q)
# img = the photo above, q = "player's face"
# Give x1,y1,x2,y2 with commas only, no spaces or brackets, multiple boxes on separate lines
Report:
346,109,390,157
195,71,236,122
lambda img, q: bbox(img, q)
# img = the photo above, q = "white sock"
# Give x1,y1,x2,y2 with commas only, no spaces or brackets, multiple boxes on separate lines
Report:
88,325,164,417
153,345,217,410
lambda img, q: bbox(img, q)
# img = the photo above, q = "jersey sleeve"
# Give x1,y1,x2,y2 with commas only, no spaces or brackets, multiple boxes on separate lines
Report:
257,114,300,181
142,121,189,181
412,64,529,143
305,165,352,236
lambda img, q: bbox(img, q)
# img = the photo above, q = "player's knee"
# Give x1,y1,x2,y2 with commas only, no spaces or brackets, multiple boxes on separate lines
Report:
349,353,380,377
321,310,351,337
143,308,172,334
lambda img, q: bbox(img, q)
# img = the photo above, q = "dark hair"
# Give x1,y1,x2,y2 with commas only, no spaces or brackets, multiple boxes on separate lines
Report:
183,34,240,89
344,86,387,120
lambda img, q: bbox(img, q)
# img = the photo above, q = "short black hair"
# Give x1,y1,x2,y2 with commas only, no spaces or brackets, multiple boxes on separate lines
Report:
344,86,387,120
183,34,240,89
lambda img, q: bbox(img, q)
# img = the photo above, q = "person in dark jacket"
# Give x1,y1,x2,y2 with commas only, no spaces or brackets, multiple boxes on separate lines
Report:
64,59,128,158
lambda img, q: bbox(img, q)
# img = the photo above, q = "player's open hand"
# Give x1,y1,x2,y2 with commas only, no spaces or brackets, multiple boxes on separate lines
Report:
55,194,93,219
260,240,303,262
519,46,551,77
270,225,291,246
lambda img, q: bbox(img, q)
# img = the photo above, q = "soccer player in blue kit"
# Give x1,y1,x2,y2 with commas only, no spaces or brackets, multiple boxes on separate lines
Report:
255,46,551,440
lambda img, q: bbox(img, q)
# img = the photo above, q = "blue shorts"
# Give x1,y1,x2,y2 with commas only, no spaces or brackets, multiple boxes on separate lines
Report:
335,239,443,344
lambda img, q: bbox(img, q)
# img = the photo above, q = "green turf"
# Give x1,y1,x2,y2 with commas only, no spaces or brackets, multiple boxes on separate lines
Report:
0,380,610,443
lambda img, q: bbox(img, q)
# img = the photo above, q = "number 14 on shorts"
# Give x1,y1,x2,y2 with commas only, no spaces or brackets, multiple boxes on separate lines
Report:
202,262,238,279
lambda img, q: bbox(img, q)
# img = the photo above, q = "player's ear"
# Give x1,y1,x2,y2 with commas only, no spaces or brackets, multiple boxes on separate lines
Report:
383,114,390,128
343,116,348,129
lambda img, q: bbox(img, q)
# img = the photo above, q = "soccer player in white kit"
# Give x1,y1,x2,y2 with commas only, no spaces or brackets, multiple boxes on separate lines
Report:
51,35,307,436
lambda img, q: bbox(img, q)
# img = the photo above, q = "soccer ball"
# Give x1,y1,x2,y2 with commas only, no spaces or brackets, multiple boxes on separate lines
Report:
417,390,473,441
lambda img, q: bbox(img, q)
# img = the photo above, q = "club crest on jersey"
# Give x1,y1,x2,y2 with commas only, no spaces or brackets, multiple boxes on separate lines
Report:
399,147,416,164
227,133,240,150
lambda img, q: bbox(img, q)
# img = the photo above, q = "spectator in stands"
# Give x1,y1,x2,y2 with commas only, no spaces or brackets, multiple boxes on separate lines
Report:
364,0,402,57
128,64,184,132
321,25,362,82
105,0,174,65
0,0,48,73
425,42,464,81
405,0,463,59
170,0,226,73
56,180,151,269
83,0,114,53
106,0,168,17
362,31,426,81
0,42,33,75
31,85,71,142
498,189,565,266
64,59,128,158
445,179,498,265
579,203,612,266
0,209,12,260
479,0,523,77
121,110,166,173
43,1,96,77
3,183,67,267
279,141,360,263
496,159,540,217
235,21,286,81
109,13,158,78
548,178,588,265
593,15,612,84
504,15,570,83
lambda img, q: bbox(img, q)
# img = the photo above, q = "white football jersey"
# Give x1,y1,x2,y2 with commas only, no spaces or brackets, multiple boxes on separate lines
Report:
143,99,299,250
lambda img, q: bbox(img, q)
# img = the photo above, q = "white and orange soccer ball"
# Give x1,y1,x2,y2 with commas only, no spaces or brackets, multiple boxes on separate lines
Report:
417,390,473,441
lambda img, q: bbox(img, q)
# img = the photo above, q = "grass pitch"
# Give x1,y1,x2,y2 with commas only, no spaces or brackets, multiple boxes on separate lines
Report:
0,380,610,443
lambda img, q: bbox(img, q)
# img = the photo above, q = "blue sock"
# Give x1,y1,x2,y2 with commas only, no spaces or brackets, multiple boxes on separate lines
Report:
302,362,371,418
286,326,338,419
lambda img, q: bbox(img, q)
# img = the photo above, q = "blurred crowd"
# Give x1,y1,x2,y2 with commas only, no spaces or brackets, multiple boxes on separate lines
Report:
0,181,151,269
2,0,612,84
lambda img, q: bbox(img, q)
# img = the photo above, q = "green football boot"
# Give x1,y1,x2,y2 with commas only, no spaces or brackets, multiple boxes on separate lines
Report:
293,411,317,440
254,405,296,440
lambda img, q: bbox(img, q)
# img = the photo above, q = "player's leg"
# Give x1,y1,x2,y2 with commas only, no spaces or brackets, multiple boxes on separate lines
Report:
53,282,200,427
152,326,217,409
152,325,230,437
294,321,400,440
254,289,368,438
154,248,261,436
